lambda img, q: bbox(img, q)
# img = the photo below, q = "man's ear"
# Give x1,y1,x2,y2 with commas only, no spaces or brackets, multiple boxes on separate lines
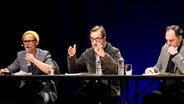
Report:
104,35,106,40
179,35,182,41
36,41,39,46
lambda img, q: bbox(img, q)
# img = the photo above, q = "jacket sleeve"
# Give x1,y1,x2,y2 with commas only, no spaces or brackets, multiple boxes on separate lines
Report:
67,52,86,73
172,53,184,74
101,47,121,74
153,46,164,73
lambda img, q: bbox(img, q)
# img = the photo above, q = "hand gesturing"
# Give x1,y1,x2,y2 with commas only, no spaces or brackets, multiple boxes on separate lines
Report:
68,44,76,57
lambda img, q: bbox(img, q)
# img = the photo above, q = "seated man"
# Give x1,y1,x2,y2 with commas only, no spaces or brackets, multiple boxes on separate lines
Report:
0,30,57,104
67,25,124,104
142,25,184,104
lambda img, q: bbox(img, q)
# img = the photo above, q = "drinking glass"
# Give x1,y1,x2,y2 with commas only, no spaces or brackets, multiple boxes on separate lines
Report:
125,64,133,75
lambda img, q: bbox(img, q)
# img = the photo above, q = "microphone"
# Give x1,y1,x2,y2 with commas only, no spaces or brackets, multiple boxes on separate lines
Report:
26,48,31,66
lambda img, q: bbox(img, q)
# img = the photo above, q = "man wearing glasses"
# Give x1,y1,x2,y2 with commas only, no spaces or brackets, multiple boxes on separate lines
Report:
67,25,123,104
0,30,57,104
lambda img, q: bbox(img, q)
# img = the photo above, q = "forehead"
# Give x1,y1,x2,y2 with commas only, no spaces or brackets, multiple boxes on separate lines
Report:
90,30,102,38
23,34,35,40
165,29,177,40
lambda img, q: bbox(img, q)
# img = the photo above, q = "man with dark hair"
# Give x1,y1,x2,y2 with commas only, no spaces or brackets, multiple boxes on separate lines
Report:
142,25,184,104
67,25,124,104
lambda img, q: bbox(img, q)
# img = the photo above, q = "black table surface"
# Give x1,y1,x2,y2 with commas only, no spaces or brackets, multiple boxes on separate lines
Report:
0,72,183,80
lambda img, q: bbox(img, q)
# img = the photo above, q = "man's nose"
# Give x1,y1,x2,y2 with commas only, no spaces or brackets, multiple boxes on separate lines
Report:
168,43,171,46
167,41,171,46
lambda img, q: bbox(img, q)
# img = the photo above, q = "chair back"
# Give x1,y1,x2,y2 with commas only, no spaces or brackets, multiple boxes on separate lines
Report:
52,60,60,85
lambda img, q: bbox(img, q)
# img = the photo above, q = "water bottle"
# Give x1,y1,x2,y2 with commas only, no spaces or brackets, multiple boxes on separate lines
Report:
96,55,102,75
118,57,124,75
26,48,31,66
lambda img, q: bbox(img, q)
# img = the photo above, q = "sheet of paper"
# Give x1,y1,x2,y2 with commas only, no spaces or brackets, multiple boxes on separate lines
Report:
65,73,82,76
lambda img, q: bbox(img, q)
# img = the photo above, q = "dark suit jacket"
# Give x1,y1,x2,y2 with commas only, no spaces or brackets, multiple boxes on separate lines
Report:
68,42,122,97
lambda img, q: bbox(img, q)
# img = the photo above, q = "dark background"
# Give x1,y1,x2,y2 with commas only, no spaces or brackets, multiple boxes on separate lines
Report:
0,0,184,104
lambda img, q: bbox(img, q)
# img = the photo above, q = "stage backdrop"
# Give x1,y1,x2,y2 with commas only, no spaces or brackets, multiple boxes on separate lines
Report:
0,0,184,104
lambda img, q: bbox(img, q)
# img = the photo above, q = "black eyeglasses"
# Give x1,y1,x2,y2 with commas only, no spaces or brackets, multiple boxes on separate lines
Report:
23,40,36,44
90,37,103,42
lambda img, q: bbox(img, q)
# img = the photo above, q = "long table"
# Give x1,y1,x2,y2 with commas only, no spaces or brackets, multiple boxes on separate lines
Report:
0,73,184,104
1,73,183,80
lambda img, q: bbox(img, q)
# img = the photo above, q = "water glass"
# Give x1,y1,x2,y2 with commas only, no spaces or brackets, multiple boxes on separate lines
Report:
125,64,133,75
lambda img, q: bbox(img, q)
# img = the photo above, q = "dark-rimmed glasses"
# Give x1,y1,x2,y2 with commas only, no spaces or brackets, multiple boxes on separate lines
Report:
23,40,36,44
90,37,103,42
